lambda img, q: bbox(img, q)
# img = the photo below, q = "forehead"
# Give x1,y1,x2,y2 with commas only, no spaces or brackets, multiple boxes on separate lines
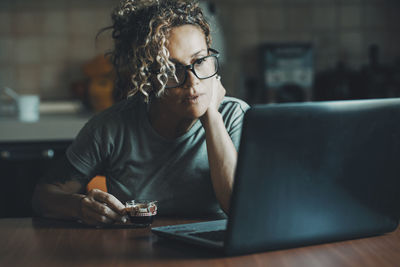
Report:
166,25,208,62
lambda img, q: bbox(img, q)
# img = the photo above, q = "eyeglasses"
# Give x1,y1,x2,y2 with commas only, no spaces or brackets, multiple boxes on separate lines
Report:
164,48,220,89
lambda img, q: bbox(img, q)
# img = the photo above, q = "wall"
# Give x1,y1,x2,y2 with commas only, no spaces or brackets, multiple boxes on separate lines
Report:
0,0,116,100
0,0,399,101
215,0,400,100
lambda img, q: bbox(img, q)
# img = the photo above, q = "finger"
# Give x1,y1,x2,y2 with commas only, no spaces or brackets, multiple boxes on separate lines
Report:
82,196,124,222
213,78,225,106
218,81,226,97
82,205,114,225
79,212,103,226
88,189,126,215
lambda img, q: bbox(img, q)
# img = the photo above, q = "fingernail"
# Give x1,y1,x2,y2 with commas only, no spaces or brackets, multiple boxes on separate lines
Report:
121,216,128,223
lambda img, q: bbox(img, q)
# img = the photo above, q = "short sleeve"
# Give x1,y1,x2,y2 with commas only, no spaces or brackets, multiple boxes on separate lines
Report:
65,119,106,178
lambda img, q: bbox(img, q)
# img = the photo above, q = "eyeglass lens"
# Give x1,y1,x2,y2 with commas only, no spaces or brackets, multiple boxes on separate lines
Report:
166,55,218,88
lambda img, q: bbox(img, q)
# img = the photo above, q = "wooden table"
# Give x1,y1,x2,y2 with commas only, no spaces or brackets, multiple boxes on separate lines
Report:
0,217,399,267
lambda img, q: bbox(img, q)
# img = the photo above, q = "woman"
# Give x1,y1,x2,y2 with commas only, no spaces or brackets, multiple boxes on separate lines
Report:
33,0,249,226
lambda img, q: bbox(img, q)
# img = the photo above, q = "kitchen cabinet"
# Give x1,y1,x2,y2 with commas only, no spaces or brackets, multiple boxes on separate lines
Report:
0,140,71,217
0,114,90,217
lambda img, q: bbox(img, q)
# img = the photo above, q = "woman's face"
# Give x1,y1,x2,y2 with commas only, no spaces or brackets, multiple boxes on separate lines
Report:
155,24,213,120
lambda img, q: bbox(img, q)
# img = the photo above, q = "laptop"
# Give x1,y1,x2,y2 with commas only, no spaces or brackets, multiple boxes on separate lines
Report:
152,98,400,256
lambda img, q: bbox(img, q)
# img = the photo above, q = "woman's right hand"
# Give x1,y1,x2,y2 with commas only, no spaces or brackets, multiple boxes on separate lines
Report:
79,189,128,226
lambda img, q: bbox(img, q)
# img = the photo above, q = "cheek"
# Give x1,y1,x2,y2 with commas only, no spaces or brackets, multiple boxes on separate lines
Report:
163,90,182,103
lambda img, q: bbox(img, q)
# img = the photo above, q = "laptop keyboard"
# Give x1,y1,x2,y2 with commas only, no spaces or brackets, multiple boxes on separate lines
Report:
189,230,226,242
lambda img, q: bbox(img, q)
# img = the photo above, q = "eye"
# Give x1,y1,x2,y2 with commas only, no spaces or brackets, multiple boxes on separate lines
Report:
194,57,206,65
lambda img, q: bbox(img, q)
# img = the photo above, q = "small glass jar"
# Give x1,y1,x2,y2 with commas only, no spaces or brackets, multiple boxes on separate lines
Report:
125,200,158,226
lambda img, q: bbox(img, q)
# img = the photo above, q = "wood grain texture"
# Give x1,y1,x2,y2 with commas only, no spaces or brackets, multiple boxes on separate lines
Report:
0,217,399,267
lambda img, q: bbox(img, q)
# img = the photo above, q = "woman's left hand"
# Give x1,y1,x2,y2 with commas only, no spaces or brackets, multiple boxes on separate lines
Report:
202,75,226,123
210,75,226,111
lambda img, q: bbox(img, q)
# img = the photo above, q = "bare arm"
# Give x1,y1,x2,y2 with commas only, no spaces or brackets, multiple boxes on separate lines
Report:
200,76,237,214
32,156,127,226
33,180,86,220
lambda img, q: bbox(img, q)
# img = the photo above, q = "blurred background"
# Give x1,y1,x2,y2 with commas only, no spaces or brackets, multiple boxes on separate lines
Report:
1,0,400,217
1,0,399,109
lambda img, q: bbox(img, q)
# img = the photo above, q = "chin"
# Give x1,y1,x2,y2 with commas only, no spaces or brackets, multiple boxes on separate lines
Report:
186,109,207,119
184,105,208,119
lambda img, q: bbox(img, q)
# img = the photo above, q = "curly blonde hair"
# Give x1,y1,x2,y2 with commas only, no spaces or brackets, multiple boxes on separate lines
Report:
106,0,211,102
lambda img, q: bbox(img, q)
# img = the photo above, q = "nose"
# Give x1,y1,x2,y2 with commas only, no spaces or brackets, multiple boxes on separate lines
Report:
183,69,199,89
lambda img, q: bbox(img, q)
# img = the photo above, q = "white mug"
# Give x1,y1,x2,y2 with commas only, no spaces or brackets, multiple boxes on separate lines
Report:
18,95,40,122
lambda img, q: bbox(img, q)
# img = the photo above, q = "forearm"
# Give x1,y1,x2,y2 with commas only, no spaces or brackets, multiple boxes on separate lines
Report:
202,110,237,214
32,155,90,220
32,182,85,220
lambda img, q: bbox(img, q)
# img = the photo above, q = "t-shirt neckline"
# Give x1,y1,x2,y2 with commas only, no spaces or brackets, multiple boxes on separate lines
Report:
141,100,202,143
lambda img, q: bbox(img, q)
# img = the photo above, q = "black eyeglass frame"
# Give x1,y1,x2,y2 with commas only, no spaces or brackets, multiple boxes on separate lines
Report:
162,48,220,89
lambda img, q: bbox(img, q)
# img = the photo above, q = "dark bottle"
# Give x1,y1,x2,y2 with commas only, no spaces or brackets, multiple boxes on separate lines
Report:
360,45,390,98
389,57,400,97
313,61,355,101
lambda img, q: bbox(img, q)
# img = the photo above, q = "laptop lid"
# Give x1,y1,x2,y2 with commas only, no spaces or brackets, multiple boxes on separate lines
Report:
224,98,400,255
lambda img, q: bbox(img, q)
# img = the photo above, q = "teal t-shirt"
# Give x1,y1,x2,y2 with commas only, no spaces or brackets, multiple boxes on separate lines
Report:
66,95,249,215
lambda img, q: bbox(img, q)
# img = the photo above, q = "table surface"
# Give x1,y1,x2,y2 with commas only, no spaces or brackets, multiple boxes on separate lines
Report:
0,217,399,267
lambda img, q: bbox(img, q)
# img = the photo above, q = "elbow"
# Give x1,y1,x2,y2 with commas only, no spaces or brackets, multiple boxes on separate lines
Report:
219,195,231,216
221,204,230,216
31,184,49,217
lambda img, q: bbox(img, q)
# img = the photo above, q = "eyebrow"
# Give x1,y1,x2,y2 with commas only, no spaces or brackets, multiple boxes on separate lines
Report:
169,49,208,65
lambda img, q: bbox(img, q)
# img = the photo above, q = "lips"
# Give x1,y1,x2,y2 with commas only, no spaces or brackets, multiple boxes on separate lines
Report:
186,95,199,100
183,94,203,104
